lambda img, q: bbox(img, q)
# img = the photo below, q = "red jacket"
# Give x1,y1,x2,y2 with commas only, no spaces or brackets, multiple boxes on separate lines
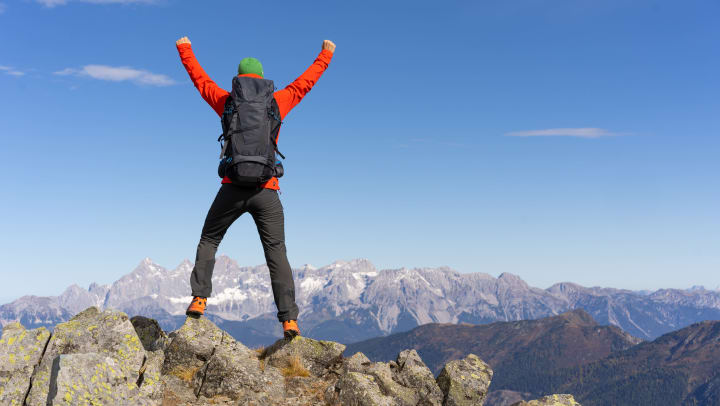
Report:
177,43,333,189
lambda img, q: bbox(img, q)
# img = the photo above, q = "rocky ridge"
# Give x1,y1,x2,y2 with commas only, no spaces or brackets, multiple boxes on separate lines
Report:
0,306,580,406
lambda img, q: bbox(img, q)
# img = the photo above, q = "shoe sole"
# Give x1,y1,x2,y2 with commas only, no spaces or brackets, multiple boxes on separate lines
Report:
283,329,300,339
186,310,204,318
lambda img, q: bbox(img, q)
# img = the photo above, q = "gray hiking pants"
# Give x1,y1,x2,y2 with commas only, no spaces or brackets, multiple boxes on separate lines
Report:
189,184,299,322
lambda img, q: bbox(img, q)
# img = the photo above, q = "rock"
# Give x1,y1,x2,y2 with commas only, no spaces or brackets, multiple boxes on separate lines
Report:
0,322,51,405
138,349,164,403
392,349,444,405
198,335,284,401
334,371,395,406
131,315,170,352
263,335,345,376
161,315,225,386
436,353,493,406
47,352,140,404
25,307,146,406
332,350,443,406
510,394,582,406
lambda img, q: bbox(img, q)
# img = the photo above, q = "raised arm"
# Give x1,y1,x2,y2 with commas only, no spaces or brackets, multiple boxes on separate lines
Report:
176,36,229,117
274,40,335,119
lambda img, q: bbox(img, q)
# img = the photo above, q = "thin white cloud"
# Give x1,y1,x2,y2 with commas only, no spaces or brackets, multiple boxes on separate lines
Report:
505,128,623,138
0,65,25,76
54,65,175,86
37,0,156,7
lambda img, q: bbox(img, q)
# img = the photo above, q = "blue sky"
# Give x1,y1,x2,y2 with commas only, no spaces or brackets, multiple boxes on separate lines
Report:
1,0,718,303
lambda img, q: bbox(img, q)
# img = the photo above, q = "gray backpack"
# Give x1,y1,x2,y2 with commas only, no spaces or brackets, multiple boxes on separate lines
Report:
217,76,284,186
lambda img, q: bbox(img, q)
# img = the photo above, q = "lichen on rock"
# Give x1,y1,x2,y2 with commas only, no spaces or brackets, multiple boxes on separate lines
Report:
25,306,146,406
436,353,493,406
0,322,51,405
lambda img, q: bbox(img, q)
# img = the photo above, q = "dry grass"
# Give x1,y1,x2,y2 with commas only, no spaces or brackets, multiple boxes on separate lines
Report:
168,365,200,383
253,346,266,358
281,355,310,378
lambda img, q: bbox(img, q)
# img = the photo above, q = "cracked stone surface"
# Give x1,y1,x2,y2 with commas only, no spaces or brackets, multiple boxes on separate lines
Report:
0,322,51,406
25,307,145,406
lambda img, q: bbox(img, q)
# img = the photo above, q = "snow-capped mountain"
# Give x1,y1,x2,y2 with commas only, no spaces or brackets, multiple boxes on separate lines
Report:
2,256,719,344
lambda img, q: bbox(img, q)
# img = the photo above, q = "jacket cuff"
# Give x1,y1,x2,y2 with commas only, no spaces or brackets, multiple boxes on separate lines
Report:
319,49,333,64
176,43,192,52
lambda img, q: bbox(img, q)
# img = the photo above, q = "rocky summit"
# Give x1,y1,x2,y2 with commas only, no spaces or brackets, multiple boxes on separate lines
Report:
0,306,580,405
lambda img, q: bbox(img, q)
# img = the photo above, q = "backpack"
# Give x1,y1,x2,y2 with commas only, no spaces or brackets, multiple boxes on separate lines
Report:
217,76,285,186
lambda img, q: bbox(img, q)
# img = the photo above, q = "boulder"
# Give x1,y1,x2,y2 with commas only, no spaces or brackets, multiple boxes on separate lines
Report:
392,349,444,405
263,335,345,376
25,307,146,406
47,352,140,404
334,371,395,406
332,350,444,406
131,315,170,352
198,336,284,400
0,322,51,405
436,353,493,406
510,394,582,406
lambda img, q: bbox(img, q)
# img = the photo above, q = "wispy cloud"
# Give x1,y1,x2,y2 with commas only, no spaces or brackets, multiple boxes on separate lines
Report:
505,128,624,138
0,65,25,76
54,65,176,86
37,0,156,7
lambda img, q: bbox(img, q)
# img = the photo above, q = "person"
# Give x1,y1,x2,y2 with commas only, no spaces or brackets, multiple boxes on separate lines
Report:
175,36,335,338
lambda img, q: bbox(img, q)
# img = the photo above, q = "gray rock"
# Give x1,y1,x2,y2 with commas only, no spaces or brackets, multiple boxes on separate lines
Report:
0,322,51,405
436,353,493,406
263,335,345,376
342,351,373,374
131,315,169,352
510,394,581,406
25,307,146,406
161,315,225,390
333,350,444,406
48,352,140,405
393,349,444,405
334,371,394,406
138,349,164,403
199,336,284,401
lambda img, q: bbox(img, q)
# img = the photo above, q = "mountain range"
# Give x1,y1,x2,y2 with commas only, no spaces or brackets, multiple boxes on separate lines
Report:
2,256,720,346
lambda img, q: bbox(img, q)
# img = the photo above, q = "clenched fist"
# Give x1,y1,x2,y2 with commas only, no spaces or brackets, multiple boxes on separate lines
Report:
322,40,336,53
176,36,191,46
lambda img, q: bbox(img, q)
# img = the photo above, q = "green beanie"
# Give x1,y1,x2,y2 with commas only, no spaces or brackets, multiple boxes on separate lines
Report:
238,57,264,77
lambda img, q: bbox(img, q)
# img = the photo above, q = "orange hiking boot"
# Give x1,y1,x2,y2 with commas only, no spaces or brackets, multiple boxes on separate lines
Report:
186,296,207,317
282,320,301,339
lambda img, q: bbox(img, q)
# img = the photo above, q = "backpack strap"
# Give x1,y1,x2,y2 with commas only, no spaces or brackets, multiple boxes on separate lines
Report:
268,99,286,159
218,96,235,158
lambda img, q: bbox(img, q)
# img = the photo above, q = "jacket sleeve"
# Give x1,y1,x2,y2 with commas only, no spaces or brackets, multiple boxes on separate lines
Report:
274,49,334,119
177,43,229,117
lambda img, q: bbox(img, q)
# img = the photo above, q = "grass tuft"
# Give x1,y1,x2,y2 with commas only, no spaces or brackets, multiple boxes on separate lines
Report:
281,355,310,378
169,365,200,383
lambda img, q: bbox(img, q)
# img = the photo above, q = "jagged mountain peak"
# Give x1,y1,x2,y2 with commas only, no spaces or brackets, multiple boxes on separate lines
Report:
321,258,376,272
132,258,166,275
497,272,529,289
